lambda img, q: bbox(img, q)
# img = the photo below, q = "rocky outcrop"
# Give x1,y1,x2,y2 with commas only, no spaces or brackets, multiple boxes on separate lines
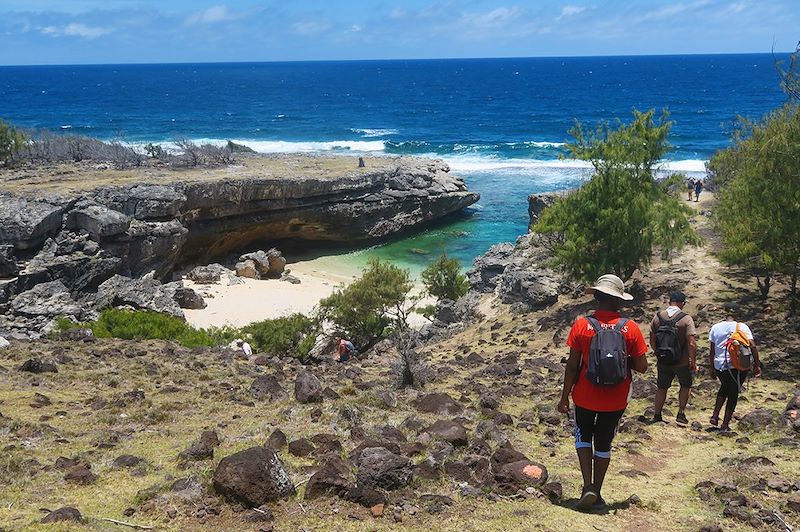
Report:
212,446,296,507
0,157,478,337
466,192,570,311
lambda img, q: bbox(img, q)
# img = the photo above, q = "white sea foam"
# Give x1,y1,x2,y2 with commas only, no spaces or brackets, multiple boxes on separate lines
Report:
146,138,388,153
518,141,566,148
350,128,399,137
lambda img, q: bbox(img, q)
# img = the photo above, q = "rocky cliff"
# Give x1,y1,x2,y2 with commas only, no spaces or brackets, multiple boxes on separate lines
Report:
0,156,479,336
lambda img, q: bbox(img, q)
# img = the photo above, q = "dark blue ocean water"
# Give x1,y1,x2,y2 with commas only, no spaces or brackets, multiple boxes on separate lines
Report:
0,55,789,270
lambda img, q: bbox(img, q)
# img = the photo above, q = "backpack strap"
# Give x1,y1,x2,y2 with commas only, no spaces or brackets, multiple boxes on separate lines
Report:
585,315,601,332
613,318,628,332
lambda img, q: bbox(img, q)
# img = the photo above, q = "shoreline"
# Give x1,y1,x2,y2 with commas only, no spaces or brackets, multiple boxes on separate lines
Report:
183,252,434,330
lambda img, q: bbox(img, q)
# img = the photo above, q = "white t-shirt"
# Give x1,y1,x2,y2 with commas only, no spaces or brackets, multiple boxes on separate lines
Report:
708,321,753,370
240,342,253,357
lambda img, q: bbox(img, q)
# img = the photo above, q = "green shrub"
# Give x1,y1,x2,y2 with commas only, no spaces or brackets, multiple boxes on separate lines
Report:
318,258,413,347
533,109,698,281
56,309,217,348
240,314,318,360
0,118,26,166
226,140,256,153
421,253,468,301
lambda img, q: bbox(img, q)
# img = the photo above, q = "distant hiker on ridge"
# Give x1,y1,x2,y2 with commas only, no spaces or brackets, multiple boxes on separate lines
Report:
558,274,648,510
686,177,695,201
649,291,697,425
694,179,703,202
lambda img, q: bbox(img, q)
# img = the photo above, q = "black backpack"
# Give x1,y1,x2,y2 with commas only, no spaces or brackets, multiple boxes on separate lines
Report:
585,316,629,386
654,311,686,366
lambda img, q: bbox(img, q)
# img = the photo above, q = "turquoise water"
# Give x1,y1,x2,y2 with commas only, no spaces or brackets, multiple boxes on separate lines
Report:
0,55,788,272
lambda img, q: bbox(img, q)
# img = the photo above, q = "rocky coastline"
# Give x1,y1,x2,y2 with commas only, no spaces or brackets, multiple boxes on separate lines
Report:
0,155,479,337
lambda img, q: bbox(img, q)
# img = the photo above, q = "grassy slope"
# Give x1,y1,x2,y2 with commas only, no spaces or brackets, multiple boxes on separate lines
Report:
1,193,798,531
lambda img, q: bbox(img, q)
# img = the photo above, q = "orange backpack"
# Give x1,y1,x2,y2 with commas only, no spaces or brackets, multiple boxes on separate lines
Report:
724,323,753,371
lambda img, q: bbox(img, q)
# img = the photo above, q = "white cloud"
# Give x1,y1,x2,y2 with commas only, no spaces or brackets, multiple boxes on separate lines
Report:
291,20,331,35
558,5,586,21
347,24,363,33
40,22,112,38
187,5,232,25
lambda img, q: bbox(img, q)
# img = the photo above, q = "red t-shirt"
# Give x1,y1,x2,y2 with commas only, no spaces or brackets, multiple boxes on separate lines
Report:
566,310,648,412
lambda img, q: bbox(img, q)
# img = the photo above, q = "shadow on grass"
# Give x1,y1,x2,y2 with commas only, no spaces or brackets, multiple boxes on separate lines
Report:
554,497,636,515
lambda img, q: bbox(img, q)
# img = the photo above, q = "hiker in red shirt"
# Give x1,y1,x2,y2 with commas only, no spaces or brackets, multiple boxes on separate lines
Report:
557,274,648,510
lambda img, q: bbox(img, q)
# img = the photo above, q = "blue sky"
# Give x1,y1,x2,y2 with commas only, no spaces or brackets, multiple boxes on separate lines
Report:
1,0,797,65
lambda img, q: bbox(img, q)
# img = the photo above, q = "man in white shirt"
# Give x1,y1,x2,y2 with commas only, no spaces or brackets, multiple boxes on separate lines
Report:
236,339,253,357
708,303,761,432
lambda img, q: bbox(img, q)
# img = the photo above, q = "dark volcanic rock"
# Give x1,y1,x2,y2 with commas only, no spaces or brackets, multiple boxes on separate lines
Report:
179,442,214,462
739,409,780,431
495,460,549,488
250,375,286,401
356,447,413,490
344,485,387,508
0,245,17,278
267,429,287,450
294,371,323,404
173,286,206,309
424,420,469,447
64,464,97,484
412,393,463,415
113,455,144,468
304,462,350,499
288,438,315,457
41,507,83,524
186,263,232,284
18,358,58,374
212,446,295,507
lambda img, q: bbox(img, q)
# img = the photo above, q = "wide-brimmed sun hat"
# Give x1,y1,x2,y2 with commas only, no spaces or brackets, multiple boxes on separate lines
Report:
585,274,634,301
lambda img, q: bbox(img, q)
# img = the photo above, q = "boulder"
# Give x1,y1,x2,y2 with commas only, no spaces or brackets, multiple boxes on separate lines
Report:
179,442,214,462
18,359,58,374
94,184,185,220
64,464,98,484
113,455,144,468
235,259,259,279
497,268,559,310
123,219,187,279
239,249,286,278
186,263,232,284
0,337,9,349
0,245,17,278
250,375,286,401
172,286,206,309
343,485,387,508
10,280,83,318
267,429,287,450
0,195,66,250
96,275,184,319
356,447,413,490
212,446,295,507
424,420,469,447
41,507,83,524
304,462,350,499
412,393,463,415
295,371,323,404
288,438,315,457
66,204,131,239
738,409,780,431
468,243,515,292
495,460,548,488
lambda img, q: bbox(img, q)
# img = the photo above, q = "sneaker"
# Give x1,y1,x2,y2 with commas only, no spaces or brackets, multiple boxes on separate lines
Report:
577,485,598,511
652,413,664,423
676,412,688,425
709,416,719,427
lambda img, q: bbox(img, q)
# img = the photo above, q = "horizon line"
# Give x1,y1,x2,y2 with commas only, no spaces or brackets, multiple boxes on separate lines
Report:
0,50,792,68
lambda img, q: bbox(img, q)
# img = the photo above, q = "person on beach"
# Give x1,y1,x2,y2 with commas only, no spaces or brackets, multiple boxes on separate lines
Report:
235,338,252,357
558,274,648,510
708,303,761,433
336,337,356,362
649,291,697,425
686,177,695,201
694,179,703,201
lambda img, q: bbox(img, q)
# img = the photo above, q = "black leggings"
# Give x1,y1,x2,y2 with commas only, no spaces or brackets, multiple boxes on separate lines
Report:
574,406,625,458
716,369,748,412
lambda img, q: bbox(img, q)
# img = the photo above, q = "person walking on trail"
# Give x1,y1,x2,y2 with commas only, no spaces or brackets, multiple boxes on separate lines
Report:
694,179,703,202
686,177,695,201
649,291,697,425
557,274,648,511
708,303,761,433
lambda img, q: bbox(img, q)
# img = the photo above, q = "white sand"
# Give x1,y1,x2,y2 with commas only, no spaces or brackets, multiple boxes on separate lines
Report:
183,255,435,329
183,258,358,329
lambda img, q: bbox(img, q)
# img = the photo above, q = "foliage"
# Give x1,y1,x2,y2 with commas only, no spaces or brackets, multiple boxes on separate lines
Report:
318,258,413,348
0,118,26,166
56,309,217,348
421,253,469,301
145,142,167,159
240,314,318,360
775,43,800,101
227,140,256,153
709,103,800,314
390,331,433,389
533,109,698,281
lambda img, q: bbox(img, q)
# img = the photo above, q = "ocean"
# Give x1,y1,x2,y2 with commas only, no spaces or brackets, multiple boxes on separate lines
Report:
0,55,789,273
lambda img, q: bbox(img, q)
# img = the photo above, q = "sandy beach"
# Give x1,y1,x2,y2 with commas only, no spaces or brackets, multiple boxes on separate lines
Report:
183,253,434,329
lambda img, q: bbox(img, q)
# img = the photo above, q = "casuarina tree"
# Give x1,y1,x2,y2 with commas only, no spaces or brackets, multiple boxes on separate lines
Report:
533,109,698,281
